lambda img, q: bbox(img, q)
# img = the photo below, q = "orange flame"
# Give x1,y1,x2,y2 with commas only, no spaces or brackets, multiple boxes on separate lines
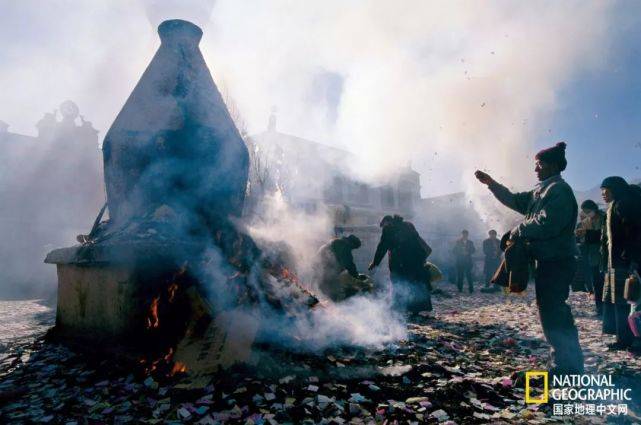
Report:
146,296,160,329
171,361,187,375
140,347,175,375
280,267,300,283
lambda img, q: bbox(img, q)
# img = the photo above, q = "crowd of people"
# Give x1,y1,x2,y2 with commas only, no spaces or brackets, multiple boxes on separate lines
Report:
313,141,641,375
576,177,641,354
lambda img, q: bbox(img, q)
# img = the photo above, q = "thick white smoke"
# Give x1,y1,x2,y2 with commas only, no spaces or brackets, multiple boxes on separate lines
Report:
244,191,407,349
1,1,614,195
204,0,613,195
246,190,333,277
294,295,407,350
0,1,617,310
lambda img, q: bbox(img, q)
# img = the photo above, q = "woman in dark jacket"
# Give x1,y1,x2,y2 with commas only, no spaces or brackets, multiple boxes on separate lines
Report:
600,177,641,350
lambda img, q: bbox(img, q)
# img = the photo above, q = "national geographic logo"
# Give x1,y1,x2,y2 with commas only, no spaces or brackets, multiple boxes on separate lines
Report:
525,371,549,404
524,371,633,417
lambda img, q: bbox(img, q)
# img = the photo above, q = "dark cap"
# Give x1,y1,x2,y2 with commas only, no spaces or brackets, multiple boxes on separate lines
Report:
535,142,568,171
600,176,629,200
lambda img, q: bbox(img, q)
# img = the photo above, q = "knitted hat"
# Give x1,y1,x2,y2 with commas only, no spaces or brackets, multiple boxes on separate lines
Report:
535,142,568,171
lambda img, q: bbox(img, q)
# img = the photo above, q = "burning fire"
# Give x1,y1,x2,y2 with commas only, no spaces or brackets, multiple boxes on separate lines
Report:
170,361,188,375
146,271,184,330
146,296,160,329
139,347,188,376
279,266,300,284
271,265,321,308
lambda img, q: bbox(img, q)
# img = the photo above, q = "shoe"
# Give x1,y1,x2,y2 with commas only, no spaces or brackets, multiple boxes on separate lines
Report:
607,341,631,351
468,287,474,294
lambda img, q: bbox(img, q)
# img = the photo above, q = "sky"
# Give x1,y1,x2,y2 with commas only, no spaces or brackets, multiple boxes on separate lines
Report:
543,4,641,190
0,0,640,197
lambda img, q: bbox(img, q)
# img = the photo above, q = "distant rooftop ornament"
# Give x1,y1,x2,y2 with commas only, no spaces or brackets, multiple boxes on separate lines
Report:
60,100,80,122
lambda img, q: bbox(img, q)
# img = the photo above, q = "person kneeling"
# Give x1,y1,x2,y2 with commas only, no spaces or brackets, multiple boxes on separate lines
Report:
314,235,371,302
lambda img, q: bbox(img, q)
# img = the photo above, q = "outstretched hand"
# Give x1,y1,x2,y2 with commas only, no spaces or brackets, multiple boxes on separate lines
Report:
474,170,495,186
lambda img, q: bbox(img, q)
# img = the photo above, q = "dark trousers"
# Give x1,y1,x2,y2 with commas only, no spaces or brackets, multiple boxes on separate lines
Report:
535,258,584,373
456,262,474,292
484,258,500,287
603,302,634,346
590,267,604,315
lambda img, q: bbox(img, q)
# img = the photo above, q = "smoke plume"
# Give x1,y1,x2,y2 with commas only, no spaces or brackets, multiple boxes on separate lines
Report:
0,0,618,304
244,191,407,350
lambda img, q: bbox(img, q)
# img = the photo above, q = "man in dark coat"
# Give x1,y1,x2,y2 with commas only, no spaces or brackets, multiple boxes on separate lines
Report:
482,230,502,292
315,234,367,302
453,230,476,293
475,142,584,374
600,176,641,351
368,215,432,313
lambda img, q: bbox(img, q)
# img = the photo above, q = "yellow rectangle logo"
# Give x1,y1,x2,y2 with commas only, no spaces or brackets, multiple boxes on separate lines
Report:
525,371,549,404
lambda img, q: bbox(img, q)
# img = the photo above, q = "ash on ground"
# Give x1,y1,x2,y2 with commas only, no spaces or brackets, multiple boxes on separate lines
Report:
1,290,640,424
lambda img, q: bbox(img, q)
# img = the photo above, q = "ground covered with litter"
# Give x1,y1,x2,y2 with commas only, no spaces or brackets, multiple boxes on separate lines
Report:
1,288,640,424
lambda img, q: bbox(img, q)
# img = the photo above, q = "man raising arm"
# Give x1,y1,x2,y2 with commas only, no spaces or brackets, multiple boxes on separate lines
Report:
475,142,583,375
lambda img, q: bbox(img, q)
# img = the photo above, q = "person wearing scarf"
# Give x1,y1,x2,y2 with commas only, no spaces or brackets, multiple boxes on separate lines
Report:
600,176,641,351
475,142,584,375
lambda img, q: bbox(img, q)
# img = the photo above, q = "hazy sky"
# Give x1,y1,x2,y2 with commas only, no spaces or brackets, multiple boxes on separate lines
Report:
1,0,640,196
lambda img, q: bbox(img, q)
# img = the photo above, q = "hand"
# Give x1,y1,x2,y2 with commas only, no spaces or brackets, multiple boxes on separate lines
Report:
474,170,495,186
368,262,376,271
575,228,586,237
